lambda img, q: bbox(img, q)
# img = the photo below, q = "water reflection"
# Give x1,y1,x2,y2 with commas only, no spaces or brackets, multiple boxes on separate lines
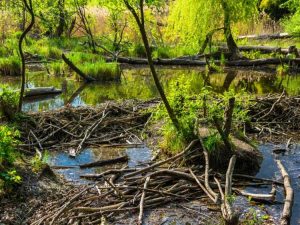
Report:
47,146,152,184
1,67,300,112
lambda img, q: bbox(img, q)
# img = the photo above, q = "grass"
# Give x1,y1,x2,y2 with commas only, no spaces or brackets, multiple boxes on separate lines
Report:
66,52,121,81
0,55,21,76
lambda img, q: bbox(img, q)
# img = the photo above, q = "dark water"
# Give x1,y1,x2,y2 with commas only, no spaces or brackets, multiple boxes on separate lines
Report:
1,67,300,112
239,144,300,225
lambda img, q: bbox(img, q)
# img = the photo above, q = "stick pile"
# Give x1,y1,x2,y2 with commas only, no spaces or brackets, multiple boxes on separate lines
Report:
18,101,156,155
28,141,282,225
250,93,300,134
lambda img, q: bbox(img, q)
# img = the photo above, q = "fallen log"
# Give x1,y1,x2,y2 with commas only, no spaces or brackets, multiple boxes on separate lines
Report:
62,53,96,82
219,45,282,54
276,160,294,225
237,33,292,40
24,87,62,98
79,155,129,169
106,56,300,67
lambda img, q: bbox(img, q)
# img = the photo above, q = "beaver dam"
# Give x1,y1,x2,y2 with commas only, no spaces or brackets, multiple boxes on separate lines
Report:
13,94,298,225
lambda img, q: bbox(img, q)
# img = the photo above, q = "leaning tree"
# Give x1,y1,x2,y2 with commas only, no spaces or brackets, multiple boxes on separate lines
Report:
168,0,259,59
121,0,180,130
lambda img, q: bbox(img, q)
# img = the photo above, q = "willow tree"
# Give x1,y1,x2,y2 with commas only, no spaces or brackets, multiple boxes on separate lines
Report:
122,0,180,130
168,0,258,59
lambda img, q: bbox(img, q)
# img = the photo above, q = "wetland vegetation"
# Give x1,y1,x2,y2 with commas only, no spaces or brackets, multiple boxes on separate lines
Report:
1,0,300,224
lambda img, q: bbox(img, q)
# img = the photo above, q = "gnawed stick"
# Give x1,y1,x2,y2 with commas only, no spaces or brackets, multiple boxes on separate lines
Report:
239,184,276,203
138,176,150,225
203,150,219,203
189,168,215,203
276,160,294,225
124,139,199,178
216,155,240,225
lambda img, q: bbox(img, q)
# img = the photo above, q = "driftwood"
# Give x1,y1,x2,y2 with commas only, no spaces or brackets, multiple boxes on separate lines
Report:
79,156,129,169
62,53,96,82
24,87,62,98
237,33,292,40
276,160,294,225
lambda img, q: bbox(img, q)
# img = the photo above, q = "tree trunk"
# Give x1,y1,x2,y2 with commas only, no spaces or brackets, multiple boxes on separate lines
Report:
55,0,65,37
18,0,35,112
123,0,180,130
221,0,241,60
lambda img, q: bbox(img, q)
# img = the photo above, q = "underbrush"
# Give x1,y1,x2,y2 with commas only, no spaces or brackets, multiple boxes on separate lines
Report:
0,125,21,193
153,76,252,153
0,85,19,120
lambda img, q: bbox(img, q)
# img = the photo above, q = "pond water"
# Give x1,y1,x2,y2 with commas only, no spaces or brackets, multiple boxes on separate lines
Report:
47,146,152,184
238,143,300,225
1,67,300,223
1,67,300,112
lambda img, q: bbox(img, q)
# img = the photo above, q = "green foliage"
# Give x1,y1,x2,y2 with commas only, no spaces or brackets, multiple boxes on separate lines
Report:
154,79,252,153
67,52,121,81
0,125,21,188
203,133,223,153
167,0,259,51
0,55,21,76
0,85,19,120
277,63,289,75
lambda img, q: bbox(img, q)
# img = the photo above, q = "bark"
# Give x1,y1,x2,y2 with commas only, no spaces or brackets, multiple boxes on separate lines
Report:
55,0,65,37
221,0,241,60
123,0,180,130
18,0,35,112
223,98,235,139
198,28,224,55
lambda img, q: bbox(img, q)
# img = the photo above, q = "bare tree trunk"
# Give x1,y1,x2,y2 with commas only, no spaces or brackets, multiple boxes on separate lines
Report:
18,0,35,112
123,0,180,130
221,0,241,60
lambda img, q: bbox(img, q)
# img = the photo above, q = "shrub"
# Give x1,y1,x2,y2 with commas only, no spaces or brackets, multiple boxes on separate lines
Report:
153,79,252,153
0,85,19,120
0,125,21,189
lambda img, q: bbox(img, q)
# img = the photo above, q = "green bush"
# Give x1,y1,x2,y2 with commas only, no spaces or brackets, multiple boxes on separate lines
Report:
153,80,252,153
0,85,19,120
0,125,21,189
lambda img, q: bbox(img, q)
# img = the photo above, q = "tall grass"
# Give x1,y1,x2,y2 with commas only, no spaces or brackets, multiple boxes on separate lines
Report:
0,56,21,76
67,52,121,81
